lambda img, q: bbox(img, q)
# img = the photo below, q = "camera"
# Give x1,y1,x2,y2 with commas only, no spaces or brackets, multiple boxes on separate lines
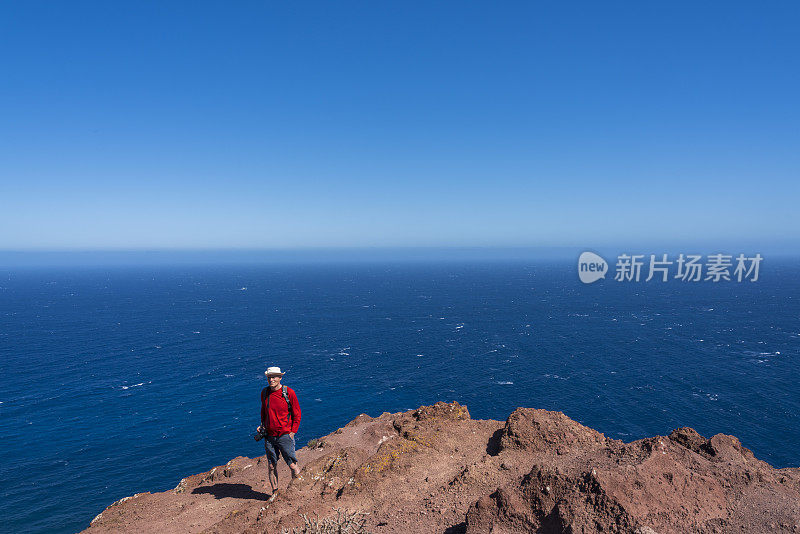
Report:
253,428,267,441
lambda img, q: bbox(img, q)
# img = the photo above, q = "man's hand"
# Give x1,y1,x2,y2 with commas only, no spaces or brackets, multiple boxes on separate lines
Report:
289,432,295,439
256,425,263,433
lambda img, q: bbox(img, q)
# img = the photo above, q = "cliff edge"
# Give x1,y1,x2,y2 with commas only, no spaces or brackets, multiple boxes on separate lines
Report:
83,402,800,533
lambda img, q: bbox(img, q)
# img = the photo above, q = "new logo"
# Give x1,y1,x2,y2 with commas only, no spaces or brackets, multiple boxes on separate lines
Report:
578,252,608,284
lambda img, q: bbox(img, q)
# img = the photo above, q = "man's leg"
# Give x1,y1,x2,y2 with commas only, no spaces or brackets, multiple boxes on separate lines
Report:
278,434,302,479
267,461,278,493
263,437,280,494
289,461,301,478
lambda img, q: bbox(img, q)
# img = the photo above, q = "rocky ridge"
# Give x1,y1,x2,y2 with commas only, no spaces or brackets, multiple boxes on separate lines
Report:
83,402,800,533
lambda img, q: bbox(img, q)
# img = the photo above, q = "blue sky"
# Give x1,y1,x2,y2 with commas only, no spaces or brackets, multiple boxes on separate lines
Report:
1,2,798,251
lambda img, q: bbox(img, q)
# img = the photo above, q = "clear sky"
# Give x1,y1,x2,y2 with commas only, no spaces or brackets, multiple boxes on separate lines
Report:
1,2,798,251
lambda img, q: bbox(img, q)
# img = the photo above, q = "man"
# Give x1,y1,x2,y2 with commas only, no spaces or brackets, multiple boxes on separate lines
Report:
256,366,302,497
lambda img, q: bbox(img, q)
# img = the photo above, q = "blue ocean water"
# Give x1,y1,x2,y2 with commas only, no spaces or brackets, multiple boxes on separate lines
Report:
1,260,798,534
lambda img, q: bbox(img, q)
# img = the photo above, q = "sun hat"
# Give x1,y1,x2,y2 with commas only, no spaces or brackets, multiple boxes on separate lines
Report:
265,366,285,377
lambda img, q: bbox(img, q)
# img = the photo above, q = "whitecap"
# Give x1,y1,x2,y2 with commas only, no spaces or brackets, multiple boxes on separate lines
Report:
238,287,247,291
120,381,149,390
193,331,200,334
496,381,513,385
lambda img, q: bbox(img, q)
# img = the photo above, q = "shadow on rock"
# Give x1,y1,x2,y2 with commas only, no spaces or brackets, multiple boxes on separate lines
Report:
486,428,503,456
192,483,270,501
444,521,467,533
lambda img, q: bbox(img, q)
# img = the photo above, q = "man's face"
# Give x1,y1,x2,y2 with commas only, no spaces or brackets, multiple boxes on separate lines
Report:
268,375,282,389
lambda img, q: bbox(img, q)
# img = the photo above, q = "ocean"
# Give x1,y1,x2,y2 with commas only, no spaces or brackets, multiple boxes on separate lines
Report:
1,259,798,533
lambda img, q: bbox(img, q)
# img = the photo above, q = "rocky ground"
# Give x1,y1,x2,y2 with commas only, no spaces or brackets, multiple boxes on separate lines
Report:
82,402,800,533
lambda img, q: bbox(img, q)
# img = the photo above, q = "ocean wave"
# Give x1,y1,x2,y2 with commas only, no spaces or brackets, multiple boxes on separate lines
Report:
120,381,150,390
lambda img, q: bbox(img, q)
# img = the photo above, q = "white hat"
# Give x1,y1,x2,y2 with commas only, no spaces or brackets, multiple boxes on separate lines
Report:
265,366,285,377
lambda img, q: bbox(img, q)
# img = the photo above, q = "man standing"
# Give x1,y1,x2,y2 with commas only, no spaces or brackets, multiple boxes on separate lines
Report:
257,366,302,496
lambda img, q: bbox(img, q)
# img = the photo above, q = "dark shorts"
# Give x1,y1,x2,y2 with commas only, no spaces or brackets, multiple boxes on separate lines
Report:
264,433,297,466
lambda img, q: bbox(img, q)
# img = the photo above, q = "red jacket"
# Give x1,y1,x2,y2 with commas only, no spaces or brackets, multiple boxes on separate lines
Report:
260,386,301,436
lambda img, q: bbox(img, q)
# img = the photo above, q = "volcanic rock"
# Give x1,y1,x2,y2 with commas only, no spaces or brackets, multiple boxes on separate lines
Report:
82,402,800,533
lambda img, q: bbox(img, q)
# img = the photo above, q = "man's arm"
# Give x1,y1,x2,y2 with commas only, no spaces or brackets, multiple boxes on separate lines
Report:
260,388,267,429
289,387,301,434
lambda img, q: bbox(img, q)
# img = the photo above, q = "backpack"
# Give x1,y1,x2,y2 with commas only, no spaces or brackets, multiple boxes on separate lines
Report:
262,385,293,426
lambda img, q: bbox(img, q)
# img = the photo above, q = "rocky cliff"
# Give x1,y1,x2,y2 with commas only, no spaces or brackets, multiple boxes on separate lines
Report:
83,402,800,533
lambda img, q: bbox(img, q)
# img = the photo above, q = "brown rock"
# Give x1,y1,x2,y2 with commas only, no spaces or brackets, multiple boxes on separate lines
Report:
499,407,607,454
81,402,800,534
